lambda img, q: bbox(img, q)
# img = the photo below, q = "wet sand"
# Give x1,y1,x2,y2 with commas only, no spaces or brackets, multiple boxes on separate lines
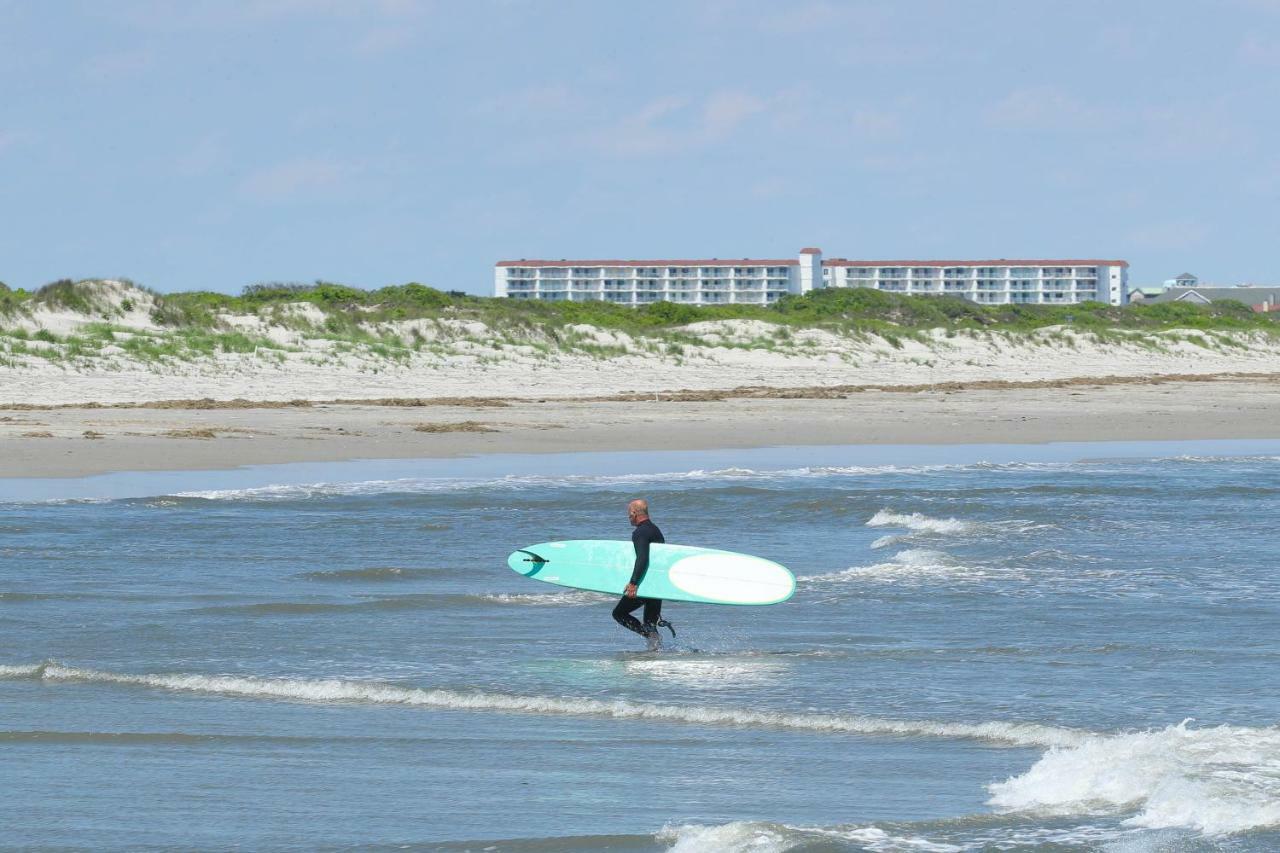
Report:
3,376,1279,478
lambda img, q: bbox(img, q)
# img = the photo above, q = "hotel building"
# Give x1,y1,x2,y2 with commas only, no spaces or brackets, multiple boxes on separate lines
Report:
495,249,1130,306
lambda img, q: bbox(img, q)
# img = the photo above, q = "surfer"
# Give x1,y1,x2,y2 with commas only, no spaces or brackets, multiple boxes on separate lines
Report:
613,498,671,650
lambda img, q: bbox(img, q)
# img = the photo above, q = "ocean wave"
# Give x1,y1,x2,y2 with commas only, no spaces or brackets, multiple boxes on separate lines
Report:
1155,455,1280,465
165,466,976,502
190,590,608,615
0,729,402,746
476,590,612,606
988,720,1280,835
865,509,1053,550
427,820,1174,852
8,454,1278,507
294,566,448,582
620,657,788,687
0,591,90,602
0,662,1081,748
867,510,971,535
144,461,1105,504
801,549,1006,584
660,820,963,853
657,818,1160,852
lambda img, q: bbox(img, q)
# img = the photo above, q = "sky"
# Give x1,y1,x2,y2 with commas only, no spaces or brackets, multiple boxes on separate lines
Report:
1,0,1278,294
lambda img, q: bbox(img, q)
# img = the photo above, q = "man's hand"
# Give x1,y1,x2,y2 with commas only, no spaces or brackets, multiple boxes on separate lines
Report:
624,583,638,598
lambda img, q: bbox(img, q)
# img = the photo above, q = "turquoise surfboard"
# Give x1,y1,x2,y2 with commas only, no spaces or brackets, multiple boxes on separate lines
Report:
507,540,794,606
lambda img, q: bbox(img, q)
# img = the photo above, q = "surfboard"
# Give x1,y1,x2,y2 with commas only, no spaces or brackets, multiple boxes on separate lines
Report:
507,540,794,606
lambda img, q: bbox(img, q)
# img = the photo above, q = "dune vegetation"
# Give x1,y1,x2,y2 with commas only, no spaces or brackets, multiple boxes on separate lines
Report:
0,277,1277,374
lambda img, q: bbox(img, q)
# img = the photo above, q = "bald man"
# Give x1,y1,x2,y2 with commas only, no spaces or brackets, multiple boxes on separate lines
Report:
613,499,667,650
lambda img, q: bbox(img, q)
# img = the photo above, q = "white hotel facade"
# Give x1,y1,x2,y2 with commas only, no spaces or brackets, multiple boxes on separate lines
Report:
495,248,1130,306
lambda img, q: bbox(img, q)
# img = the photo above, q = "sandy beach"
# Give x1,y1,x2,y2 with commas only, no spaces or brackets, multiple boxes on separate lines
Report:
5,285,1280,477
4,375,1280,478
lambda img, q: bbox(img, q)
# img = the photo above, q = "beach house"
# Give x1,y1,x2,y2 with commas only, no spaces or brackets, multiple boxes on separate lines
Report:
1149,285,1280,312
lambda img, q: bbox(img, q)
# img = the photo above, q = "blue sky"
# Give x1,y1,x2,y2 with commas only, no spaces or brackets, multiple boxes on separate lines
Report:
1,0,1277,293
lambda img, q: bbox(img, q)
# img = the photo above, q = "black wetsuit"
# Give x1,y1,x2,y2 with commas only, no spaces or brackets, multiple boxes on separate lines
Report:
612,518,664,637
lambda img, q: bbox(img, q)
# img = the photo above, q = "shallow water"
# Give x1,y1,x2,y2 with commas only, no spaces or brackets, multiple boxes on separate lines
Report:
3,443,1279,850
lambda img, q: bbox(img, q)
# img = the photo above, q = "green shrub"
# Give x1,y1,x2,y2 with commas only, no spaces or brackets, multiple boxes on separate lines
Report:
33,279,93,314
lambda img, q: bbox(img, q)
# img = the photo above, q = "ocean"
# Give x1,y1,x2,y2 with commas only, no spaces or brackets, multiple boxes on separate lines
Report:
2,440,1279,851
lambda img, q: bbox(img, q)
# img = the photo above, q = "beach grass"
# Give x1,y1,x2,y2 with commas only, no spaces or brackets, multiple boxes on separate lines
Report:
1,278,1278,372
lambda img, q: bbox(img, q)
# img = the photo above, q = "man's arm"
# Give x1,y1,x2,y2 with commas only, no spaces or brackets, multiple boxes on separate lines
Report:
626,527,651,596
630,529,651,585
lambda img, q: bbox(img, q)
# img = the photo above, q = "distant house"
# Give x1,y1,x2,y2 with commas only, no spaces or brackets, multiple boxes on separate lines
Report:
1163,272,1199,288
1149,286,1280,312
1127,287,1167,303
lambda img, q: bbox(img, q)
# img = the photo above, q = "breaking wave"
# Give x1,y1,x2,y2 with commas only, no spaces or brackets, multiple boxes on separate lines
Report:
988,720,1280,835
660,820,965,852
865,509,1052,550
867,510,971,535
148,461,1099,504
656,818,1168,852
0,663,1079,748
801,549,1005,584
5,663,1276,838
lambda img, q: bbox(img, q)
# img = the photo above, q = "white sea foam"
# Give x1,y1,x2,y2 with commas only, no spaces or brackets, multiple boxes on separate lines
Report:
476,591,611,607
659,821,963,853
0,662,1080,748
866,509,1054,550
621,657,787,687
802,549,1003,584
156,460,1097,504
8,662,1274,839
988,720,1280,835
2,458,1126,506
1158,455,1280,465
658,819,1176,853
867,510,971,535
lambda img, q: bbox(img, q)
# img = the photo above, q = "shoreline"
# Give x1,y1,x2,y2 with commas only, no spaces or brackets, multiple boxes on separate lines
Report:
4,376,1280,478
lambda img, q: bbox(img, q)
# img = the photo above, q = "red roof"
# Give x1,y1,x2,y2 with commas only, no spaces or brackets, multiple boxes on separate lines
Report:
496,259,799,268
824,259,1128,268
799,247,822,254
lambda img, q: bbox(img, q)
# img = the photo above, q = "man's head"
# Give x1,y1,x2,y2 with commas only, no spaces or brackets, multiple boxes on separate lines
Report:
627,499,649,526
